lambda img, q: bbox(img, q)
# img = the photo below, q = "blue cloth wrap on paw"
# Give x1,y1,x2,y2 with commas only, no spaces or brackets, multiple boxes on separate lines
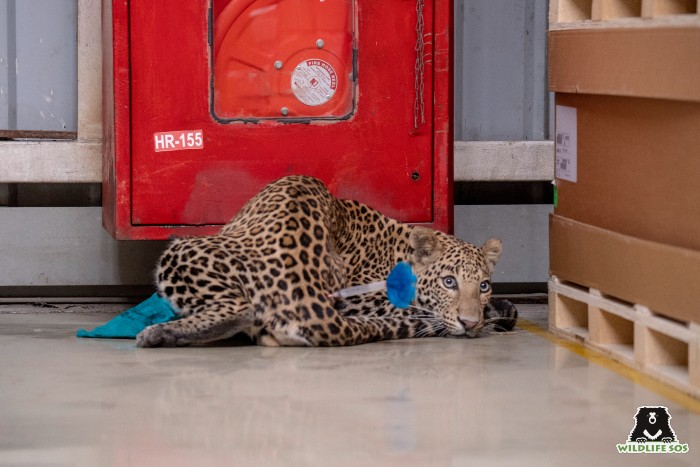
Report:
76,293,178,339
386,262,417,309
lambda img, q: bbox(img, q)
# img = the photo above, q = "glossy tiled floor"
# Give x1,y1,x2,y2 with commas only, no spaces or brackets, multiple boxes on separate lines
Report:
0,305,698,466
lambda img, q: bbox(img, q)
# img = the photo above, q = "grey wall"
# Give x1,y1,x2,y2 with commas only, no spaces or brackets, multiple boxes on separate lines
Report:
0,0,551,293
0,207,163,287
454,0,551,286
0,0,77,134
455,205,551,285
454,0,549,141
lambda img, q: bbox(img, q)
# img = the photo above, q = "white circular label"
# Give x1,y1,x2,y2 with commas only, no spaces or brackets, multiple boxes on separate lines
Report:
291,59,338,107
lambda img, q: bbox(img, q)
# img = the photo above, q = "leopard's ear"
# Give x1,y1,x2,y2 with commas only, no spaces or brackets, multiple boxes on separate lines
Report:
409,227,442,271
481,238,502,274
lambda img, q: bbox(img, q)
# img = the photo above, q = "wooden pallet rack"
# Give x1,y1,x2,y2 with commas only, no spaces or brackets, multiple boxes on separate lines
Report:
550,0,699,27
549,276,700,397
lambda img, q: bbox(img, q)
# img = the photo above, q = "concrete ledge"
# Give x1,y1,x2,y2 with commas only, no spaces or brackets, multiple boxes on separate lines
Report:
454,140,553,181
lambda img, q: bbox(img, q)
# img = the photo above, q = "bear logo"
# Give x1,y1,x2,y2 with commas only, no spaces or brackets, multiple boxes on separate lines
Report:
628,406,677,444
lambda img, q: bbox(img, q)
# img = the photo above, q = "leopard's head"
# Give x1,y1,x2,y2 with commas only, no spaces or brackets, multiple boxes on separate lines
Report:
409,227,502,337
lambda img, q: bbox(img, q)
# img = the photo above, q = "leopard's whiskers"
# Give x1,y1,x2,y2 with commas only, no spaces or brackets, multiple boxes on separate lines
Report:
412,321,446,338
407,304,437,317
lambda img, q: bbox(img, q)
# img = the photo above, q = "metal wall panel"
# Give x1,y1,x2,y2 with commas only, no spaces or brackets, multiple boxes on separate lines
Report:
454,0,551,288
454,0,549,141
455,204,552,284
0,1,551,289
0,207,165,286
0,0,77,134
0,205,550,288
0,3,9,130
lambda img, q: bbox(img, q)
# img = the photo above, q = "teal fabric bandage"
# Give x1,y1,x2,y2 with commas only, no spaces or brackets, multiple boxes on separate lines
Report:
76,293,178,339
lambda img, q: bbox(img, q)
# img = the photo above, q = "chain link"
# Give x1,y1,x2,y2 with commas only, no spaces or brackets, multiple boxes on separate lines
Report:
413,0,425,130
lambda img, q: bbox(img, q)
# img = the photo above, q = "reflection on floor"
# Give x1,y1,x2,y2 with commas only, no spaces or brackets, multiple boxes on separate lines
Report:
0,304,697,466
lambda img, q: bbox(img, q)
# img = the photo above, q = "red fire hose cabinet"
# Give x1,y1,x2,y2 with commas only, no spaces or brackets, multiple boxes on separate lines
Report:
102,0,453,239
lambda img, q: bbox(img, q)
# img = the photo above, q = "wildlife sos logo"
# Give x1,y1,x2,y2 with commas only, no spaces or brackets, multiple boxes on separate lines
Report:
617,406,689,454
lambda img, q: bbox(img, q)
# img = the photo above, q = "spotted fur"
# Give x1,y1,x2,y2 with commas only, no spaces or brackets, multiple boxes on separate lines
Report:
136,175,508,347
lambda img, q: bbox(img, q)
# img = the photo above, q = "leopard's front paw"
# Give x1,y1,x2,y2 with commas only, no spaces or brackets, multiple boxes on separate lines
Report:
136,323,189,348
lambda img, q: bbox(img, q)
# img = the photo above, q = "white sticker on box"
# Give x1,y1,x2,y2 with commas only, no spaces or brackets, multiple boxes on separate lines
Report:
555,105,577,183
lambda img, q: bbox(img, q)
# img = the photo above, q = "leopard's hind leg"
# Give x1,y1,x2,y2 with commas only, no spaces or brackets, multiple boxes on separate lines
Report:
136,298,253,347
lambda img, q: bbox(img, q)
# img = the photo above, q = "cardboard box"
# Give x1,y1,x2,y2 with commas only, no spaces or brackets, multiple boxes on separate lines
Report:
549,26,700,251
550,215,700,324
548,27,700,103
549,25,700,323
553,93,700,252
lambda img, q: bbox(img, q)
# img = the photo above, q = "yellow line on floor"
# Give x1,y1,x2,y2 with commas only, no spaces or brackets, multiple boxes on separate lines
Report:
517,319,700,415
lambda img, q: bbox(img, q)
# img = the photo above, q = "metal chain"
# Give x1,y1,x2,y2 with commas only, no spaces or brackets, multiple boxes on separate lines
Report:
413,0,425,130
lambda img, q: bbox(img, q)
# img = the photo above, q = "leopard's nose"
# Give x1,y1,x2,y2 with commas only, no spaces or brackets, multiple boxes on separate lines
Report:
458,318,480,331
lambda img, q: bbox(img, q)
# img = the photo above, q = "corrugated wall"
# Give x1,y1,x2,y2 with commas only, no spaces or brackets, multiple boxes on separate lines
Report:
454,0,552,290
0,0,77,137
454,0,549,141
0,0,552,294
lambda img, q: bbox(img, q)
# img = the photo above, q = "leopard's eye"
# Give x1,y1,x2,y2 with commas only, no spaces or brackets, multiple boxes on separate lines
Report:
442,276,457,290
480,280,491,293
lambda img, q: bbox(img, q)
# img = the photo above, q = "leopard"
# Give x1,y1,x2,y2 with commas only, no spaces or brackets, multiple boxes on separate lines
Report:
136,175,512,348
